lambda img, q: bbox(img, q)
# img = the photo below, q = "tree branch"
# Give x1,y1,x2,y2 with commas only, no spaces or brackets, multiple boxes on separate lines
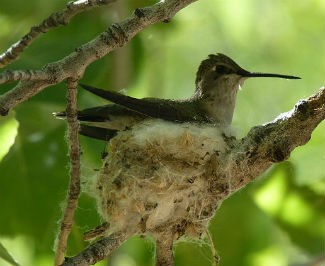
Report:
225,86,325,193
0,0,198,116
0,0,116,68
55,78,81,266
0,69,50,84
62,232,128,266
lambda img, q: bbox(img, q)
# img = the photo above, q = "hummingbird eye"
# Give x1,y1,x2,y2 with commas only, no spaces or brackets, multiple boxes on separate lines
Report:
214,65,231,74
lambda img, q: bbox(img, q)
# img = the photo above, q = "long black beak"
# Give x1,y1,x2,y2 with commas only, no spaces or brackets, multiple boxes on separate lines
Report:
239,70,300,80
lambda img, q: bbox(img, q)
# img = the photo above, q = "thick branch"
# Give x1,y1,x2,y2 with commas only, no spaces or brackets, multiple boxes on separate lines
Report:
55,79,81,266
0,0,116,68
225,86,325,191
0,0,198,116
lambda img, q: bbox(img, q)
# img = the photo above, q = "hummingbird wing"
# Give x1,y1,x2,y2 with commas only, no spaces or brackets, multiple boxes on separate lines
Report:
73,103,144,123
53,84,208,141
79,83,202,123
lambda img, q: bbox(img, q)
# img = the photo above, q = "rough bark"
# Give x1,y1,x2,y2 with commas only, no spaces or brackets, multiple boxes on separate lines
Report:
54,79,81,266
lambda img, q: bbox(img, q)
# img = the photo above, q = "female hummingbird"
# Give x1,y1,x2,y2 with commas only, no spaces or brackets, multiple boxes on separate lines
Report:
54,53,300,140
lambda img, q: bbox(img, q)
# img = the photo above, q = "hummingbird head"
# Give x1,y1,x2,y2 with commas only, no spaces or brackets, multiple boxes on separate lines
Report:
195,53,300,96
194,53,300,126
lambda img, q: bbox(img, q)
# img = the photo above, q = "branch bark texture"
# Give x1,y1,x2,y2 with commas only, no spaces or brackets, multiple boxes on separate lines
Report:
62,233,127,266
0,0,116,68
228,87,325,187
55,79,81,266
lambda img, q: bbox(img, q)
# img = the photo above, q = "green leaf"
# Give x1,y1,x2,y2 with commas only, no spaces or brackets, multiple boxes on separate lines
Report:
0,102,69,252
0,113,19,162
0,242,20,266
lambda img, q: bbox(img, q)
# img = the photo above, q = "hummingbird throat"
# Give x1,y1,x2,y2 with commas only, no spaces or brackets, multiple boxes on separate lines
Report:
196,75,243,126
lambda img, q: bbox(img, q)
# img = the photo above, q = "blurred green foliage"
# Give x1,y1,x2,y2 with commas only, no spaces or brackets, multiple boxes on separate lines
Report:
0,0,324,265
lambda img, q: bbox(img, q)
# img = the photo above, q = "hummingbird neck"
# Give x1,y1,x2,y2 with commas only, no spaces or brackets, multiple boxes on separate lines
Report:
194,75,243,126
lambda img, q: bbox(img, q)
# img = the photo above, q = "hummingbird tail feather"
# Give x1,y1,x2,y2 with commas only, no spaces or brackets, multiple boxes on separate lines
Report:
78,83,186,121
78,83,151,115
53,110,116,140
53,111,66,118
53,110,107,122
79,125,117,141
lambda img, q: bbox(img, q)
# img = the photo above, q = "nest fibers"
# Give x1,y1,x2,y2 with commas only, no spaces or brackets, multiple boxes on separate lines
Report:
94,119,233,238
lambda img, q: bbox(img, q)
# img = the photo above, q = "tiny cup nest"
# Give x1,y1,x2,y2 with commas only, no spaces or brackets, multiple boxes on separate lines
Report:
92,119,237,264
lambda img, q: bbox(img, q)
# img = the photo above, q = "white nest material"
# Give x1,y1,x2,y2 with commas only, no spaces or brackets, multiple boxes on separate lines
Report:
95,120,231,237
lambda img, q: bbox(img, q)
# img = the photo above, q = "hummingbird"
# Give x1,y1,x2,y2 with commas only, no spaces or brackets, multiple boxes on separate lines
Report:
54,53,300,141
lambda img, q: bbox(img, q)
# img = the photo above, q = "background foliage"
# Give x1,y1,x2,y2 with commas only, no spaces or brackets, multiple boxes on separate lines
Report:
0,1,324,265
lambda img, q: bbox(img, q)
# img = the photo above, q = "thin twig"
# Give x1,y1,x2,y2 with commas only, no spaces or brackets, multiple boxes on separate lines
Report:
62,232,128,266
205,229,218,266
0,0,116,68
0,0,198,116
83,222,110,241
55,78,81,266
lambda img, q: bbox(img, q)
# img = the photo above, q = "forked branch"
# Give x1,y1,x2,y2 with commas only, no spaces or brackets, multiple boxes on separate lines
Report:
0,0,116,68
0,0,198,116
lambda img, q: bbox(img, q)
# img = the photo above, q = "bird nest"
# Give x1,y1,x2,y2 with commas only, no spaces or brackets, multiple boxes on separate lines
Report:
93,120,232,239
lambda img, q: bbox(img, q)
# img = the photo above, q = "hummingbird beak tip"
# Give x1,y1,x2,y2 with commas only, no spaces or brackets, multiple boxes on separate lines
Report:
242,72,301,80
280,75,301,80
